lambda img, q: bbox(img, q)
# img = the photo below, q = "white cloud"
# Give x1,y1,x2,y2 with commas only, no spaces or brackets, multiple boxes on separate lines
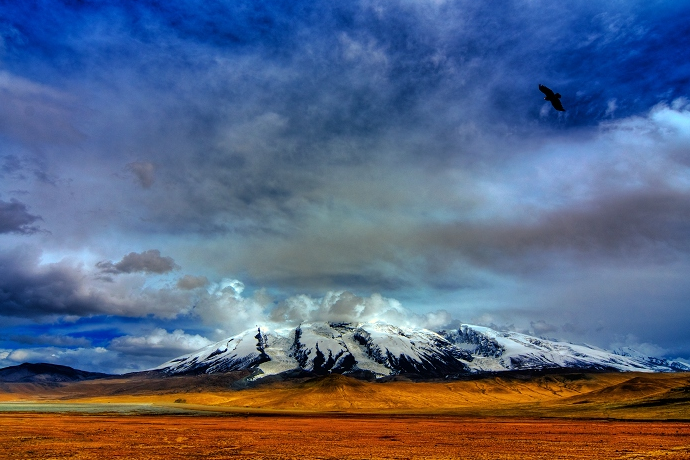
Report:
605,98,617,117
0,346,114,373
193,278,269,337
109,328,212,357
269,290,453,330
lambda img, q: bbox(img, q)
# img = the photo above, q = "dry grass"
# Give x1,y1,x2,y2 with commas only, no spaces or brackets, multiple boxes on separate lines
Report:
2,373,690,459
2,372,689,419
1,414,689,459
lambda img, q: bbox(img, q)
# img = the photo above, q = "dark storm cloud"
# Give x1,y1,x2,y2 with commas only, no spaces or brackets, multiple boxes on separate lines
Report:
3,0,688,148
12,0,678,293
0,198,41,234
504,261,690,359
0,246,191,318
2,0,685,239
0,246,115,317
96,249,179,275
111,0,689,238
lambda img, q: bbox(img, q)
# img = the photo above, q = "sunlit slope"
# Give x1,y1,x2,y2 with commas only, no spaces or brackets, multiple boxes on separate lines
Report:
536,373,690,419
2,372,689,419
68,372,690,416
194,374,613,411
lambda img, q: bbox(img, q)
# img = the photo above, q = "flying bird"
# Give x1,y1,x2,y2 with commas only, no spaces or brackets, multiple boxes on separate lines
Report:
539,84,565,111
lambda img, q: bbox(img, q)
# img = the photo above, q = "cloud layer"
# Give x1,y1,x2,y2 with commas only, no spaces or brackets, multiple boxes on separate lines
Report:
1,0,689,372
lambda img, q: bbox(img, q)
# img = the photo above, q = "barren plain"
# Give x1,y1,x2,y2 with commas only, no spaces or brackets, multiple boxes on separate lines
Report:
1,372,689,459
2,414,690,459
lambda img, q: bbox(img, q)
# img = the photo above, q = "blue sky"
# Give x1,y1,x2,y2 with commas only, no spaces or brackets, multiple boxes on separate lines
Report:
1,0,690,373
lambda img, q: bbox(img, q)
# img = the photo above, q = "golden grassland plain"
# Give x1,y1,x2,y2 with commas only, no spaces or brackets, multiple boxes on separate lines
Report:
1,414,690,459
1,372,689,459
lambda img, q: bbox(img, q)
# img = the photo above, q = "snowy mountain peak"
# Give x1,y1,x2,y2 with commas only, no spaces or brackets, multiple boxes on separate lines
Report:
154,321,689,379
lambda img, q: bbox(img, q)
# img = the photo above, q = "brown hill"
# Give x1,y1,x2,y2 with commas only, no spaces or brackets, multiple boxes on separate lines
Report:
0,363,110,383
1,371,689,419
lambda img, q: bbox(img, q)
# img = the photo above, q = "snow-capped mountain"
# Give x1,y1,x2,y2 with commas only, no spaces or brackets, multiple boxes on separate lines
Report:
154,321,690,379
441,325,689,373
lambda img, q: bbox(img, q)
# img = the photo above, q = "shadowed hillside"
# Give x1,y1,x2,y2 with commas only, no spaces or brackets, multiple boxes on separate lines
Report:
0,363,111,384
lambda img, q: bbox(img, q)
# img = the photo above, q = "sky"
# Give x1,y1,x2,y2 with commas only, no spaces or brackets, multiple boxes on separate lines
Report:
1,0,690,374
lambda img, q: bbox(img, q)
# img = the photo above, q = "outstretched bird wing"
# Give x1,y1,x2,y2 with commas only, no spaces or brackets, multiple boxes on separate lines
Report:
550,98,565,111
539,84,565,111
538,84,554,97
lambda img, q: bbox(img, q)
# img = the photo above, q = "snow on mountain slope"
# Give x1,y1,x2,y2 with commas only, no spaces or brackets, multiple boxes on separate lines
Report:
438,325,688,373
154,321,690,379
157,327,270,374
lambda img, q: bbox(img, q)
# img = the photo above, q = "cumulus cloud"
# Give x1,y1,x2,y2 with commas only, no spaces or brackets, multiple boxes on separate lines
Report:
187,280,453,338
0,198,42,234
192,279,270,337
269,290,452,330
96,249,179,275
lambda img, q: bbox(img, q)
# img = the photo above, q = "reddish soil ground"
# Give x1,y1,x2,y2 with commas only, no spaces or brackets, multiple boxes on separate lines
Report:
1,414,689,459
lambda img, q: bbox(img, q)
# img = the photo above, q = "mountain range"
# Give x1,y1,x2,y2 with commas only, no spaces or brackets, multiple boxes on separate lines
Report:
0,362,110,383
154,321,690,379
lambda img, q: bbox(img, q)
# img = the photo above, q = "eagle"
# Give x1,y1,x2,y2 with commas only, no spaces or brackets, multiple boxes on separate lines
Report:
539,84,565,111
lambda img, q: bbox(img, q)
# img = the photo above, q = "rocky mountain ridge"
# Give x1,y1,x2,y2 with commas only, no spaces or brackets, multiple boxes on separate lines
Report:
154,321,690,379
